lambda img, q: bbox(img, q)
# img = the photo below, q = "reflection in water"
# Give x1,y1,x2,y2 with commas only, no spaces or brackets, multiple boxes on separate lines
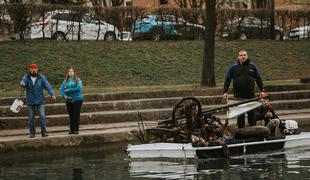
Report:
0,145,131,180
1,144,310,179
129,147,310,179
73,168,84,180
129,160,197,179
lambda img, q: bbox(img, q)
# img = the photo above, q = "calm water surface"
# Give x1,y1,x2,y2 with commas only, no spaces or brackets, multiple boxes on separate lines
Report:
1,142,310,180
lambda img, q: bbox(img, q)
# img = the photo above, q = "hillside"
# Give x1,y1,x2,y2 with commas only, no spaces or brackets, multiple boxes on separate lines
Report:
0,40,309,96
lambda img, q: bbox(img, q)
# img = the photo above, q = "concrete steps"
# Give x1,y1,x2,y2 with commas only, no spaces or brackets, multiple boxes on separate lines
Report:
0,108,171,129
0,121,157,138
1,90,310,117
1,103,310,129
0,88,224,106
1,83,310,106
0,83,309,131
0,96,223,117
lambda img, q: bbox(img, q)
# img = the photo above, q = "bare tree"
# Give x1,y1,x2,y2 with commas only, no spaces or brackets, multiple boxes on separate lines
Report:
174,0,188,8
90,0,124,7
201,0,216,86
174,0,204,8
111,0,124,6
89,0,102,6
91,6,104,41
252,0,270,9
6,3,33,40
127,7,145,39
189,0,204,8
269,0,276,39
43,0,84,5
175,0,243,9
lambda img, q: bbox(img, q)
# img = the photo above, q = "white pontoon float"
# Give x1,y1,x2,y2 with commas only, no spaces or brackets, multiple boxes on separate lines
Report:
127,132,310,159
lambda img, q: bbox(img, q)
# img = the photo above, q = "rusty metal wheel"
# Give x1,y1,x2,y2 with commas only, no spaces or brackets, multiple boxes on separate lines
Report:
172,97,202,128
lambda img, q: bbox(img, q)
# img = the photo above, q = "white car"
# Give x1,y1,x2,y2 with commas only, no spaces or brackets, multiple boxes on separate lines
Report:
30,10,119,41
288,23,310,39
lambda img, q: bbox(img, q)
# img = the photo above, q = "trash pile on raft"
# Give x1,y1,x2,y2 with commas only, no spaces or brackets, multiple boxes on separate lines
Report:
135,97,272,154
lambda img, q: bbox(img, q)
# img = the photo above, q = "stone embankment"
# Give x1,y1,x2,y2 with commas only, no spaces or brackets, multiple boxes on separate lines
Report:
0,83,309,153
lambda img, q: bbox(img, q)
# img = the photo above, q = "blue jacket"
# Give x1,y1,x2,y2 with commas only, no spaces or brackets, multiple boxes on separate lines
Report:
20,74,55,105
60,78,83,102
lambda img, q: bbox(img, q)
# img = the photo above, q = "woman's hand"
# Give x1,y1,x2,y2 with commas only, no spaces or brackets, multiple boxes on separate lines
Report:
51,96,57,102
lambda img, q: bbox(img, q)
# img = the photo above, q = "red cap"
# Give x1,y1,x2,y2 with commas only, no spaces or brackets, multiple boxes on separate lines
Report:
28,64,38,69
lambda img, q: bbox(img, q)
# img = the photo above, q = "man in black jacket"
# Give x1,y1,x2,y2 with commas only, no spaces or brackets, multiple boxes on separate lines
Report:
223,50,265,128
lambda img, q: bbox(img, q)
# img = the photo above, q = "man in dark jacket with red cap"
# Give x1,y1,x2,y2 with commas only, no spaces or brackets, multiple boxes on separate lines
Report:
223,50,265,129
20,64,56,138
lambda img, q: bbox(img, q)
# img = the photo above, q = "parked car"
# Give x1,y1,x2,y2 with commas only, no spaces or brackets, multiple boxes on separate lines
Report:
118,31,132,41
220,16,283,40
131,15,205,41
30,10,119,41
288,22,310,39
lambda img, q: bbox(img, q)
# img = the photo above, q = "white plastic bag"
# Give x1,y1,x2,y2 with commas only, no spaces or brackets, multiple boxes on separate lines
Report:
10,99,24,113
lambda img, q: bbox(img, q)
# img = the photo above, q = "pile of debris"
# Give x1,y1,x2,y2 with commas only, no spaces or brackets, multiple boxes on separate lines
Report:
138,97,237,148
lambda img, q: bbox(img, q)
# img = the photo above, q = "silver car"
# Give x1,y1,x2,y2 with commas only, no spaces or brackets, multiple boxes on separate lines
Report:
30,10,119,41
288,23,310,40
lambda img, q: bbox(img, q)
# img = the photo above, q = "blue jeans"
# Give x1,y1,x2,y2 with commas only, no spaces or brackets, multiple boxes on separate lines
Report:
28,105,46,135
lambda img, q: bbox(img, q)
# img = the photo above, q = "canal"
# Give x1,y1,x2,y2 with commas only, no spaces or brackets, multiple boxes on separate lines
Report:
1,140,310,180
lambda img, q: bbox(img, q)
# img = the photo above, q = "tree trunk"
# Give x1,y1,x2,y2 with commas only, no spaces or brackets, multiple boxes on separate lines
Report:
41,11,46,39
96,20,101,41
201,0,216,87
78,21,81,41
269,0,276,40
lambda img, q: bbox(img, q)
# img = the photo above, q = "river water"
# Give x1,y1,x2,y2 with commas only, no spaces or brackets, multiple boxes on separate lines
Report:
1,141,310,180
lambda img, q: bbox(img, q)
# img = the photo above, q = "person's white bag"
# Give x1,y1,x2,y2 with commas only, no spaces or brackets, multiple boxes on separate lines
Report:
10,99,24,113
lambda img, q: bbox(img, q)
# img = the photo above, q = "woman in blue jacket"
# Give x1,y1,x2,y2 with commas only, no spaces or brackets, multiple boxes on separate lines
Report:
60,67,83,134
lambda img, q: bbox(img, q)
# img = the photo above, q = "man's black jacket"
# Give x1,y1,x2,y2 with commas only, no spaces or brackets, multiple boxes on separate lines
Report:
224,59,264,98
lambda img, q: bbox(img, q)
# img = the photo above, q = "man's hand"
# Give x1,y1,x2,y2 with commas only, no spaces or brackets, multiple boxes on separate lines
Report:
20,82,26,88
51,96,57,102
223,93,228,101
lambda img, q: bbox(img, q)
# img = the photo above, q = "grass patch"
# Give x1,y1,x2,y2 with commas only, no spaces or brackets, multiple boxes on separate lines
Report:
0,40,309,97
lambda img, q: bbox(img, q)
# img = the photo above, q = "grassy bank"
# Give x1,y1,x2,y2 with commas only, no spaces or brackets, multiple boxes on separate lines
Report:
0,40,309,96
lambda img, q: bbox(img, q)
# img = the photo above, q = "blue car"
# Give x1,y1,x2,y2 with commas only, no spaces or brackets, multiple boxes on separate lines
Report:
132,15,205,41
